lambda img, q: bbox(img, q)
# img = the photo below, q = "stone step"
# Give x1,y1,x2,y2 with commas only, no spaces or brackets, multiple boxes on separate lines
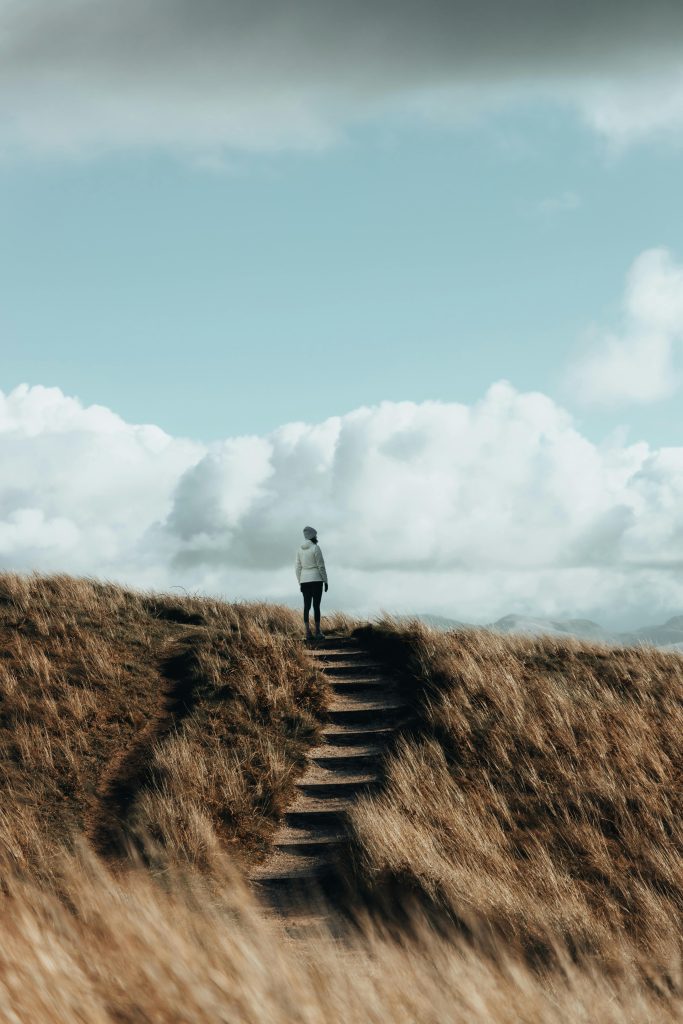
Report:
251,853,333,897
285,793,351,830
320,661,385,676
327,688,404,710
328,707,408,728
253,852,330,880
326,691,408,726
320,721,399,746
329,676,395,694
310,651,368,662
312,647,373,657
309,743,385,770
318,650,379,660
307,754,382,773
274,826,346,856
297,765,379,798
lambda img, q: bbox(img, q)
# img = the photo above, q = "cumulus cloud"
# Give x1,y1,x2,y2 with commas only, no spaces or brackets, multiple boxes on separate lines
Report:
0,383,202,578
569,248,683,405
1,0,683,157
1,380,683,627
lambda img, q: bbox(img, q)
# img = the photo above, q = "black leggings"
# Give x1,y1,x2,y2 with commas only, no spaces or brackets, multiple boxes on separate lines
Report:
301,581,323,626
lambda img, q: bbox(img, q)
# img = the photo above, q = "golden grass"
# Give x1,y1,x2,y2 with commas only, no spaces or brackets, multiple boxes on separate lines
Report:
350,619,683,982
0,572,347,875
0,845,681,1024
0,576,681,1021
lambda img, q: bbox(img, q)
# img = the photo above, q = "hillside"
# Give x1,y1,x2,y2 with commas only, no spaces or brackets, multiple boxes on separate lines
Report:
351,621,683,975
0,572,344,876
0,575,681,1022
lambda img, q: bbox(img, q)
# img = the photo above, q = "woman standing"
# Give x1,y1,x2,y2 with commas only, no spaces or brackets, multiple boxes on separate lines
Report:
295,526,328,640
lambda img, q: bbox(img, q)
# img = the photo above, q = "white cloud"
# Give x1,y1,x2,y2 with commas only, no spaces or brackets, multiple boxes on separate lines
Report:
0,383,203,574
569,248,683,405
1,381,683,627
2,1,683,158
577,70,683,148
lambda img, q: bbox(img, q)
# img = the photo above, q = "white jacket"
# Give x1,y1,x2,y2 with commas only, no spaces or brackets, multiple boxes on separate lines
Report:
296,541,328,585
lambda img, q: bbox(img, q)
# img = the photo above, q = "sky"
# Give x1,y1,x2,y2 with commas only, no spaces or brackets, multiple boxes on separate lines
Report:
1,0,683,627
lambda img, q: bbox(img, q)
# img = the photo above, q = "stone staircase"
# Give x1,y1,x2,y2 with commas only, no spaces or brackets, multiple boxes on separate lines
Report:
251,633,409,931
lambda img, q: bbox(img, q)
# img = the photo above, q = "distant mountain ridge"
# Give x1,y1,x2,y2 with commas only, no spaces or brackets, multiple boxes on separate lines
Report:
409,612,683,650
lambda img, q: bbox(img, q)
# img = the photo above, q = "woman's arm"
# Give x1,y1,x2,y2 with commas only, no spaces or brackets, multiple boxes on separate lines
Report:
315,545,328,586
295,550,302,584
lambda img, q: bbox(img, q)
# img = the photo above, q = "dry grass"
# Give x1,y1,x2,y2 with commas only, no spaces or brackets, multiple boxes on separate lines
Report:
1,576,681,1021
350,619,683,982
0,572,346,876
0,844,681,1024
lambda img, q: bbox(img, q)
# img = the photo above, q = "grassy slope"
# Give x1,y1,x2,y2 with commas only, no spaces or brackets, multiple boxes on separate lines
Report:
350,619,683,978
0,572,337,876
2,852,681,1024
0,577,681,1021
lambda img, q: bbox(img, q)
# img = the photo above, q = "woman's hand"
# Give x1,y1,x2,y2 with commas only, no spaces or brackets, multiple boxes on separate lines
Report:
324,582,329,592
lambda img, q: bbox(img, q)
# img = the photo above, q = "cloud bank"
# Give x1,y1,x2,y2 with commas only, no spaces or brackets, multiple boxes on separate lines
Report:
570,248,683,404
2,0,683,157
1,380,683,628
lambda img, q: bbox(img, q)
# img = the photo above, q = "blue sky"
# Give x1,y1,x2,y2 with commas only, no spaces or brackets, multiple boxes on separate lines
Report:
2,102,682,446
2,0,683,627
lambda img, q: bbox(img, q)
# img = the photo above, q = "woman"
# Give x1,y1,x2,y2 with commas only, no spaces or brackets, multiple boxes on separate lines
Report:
295,525,328,640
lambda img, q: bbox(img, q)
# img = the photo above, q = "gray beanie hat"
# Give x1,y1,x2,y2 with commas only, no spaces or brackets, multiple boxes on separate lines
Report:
303,526,317,540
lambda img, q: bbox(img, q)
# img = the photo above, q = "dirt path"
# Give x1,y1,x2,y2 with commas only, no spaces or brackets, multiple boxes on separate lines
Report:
251,632,410,934
86,636,202,857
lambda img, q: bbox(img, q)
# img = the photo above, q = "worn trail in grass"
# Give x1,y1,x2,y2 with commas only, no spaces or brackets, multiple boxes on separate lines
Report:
86,634,208,857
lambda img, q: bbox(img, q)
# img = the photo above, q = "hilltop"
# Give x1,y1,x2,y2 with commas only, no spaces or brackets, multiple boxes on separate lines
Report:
0,573,681,1023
